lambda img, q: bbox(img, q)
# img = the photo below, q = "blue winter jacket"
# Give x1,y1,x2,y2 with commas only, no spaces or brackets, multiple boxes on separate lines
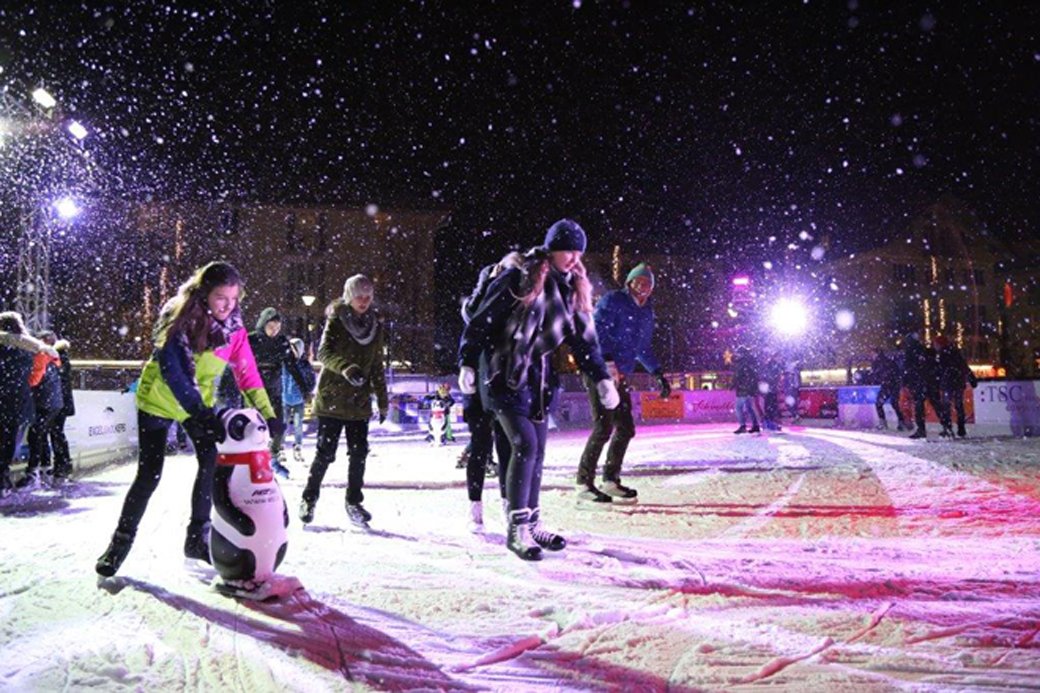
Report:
593,289,661,377
282,356,316,407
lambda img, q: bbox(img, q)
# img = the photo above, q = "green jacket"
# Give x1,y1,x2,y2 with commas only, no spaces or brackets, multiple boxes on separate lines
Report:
313,303,388,421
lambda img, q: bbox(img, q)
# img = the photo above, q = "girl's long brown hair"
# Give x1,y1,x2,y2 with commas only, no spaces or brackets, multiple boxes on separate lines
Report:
515,250,593,314
154,261,243,352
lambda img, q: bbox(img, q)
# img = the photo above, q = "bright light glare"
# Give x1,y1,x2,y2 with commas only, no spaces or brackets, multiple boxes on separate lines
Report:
54,197,81,220
770,298,808,336
68,121,88,140
731,275,750,286
32,88,57,109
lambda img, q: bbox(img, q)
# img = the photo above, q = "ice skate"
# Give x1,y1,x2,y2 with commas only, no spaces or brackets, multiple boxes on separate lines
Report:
957,424,967,438
909,428,926,439
506,510,542,561
215,574,303,601
271,452,290,479
602,479,638,503
292,444,304,464
455,447,470,469
748,425,762,434
467,500,484,533
299,497,316,524
529,508,566,551
575,482,613,506
733,426,748,434
96,530,135,577
15,469,41,490
183,520,212,564
875,419,888,430
346,502,371,529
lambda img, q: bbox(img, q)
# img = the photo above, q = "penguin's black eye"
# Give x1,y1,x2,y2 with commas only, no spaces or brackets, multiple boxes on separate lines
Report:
228,413,251,441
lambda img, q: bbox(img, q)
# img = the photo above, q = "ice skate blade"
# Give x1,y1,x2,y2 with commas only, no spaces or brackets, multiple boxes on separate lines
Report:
215,575,303,601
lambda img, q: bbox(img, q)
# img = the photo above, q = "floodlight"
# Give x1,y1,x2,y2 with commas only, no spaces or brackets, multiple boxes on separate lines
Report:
68,121,88,140
32,88,57,109
769,298,809,337
53,196,81,220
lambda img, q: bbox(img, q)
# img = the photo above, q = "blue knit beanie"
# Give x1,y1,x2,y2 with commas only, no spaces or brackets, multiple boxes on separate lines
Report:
625,262,654,289
543,219,587,253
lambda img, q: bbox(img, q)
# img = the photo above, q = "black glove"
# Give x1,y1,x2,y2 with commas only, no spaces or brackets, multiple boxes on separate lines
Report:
656,373,671,399
183,409,226,446
378,410,387,424
266,417,286,439
968,373,978,388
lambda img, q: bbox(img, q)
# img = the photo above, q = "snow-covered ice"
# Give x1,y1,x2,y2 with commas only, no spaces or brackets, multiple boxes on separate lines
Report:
2,424,1039,691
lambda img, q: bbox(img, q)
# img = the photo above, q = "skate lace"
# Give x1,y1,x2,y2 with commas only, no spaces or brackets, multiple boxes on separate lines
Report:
530,522,558,544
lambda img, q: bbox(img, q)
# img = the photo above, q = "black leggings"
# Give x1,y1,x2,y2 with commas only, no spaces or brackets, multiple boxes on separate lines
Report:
114,411,218,537
26,408,59,472
303,416,369,505
495,410,547,516
463,395,511,502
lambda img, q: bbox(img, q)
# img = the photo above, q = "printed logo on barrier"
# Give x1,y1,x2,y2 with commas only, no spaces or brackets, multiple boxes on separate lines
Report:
88,423,127,437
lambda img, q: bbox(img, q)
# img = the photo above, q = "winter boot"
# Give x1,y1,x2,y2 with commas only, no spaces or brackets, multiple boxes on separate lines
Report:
909,428,927,439
299,497,316,524
575,482,613,505
506,510,542,561
292,444,304,464
184,520,212,563
467,500,484,533
602,479,638,503
529,508,566,551
346,502,372,528
272,452,290,479
15,468,41,489
96,530,135,577
733,426,748,434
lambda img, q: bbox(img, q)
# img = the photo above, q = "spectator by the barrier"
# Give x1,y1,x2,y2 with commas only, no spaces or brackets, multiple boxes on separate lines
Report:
0,313,58,496
18,331,64,487
871,346,908,431
933,335,977,438
733,346,761,434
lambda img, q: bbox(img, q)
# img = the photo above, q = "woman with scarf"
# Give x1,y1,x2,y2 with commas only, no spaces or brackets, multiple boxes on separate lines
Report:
96,262,282,577
298,274,388,529
458,219,619,561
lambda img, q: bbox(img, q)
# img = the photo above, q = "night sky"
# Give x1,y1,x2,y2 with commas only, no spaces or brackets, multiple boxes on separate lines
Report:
2,1,1038,263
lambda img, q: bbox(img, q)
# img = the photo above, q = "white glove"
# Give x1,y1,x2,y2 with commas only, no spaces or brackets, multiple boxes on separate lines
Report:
458,366,477,395
342,364,366,386
596,379,620,410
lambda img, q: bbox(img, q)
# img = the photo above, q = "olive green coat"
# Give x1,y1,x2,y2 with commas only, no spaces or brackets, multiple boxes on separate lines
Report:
313,304,389,421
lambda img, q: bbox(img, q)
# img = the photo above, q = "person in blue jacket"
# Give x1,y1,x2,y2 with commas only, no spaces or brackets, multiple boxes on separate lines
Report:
282,337,316,462
577,262,670,503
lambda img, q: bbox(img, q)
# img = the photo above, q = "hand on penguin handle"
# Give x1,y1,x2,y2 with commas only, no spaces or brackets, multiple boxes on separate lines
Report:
184,409,226,445
342,364,366,387
596,379,620,410
656,373,672,399
458,366,477,395
266,417,286,439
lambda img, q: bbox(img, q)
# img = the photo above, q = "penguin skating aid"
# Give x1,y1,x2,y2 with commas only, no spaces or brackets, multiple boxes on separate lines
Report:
210,408,301,600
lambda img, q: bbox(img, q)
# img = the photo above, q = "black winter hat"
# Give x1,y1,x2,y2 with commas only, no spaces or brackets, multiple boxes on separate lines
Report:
543,219,587,253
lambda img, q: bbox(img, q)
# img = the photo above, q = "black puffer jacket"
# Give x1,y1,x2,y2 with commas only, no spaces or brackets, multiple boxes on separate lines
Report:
248,307,308,402
0,344,34,428
458,249,610,419
55,340,75,417
936,344,976,392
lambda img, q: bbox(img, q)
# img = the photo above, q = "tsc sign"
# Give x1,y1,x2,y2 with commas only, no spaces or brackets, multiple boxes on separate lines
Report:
974,381,1040,437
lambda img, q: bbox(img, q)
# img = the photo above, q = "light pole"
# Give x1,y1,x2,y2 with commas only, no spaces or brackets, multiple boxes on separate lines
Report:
3,84,99,332
301,294,316,357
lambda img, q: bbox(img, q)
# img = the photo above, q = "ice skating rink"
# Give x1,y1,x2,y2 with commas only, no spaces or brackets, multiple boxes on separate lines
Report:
2,423,1039,691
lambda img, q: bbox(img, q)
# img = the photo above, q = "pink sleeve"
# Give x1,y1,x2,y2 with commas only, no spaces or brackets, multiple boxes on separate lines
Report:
227,329,265,390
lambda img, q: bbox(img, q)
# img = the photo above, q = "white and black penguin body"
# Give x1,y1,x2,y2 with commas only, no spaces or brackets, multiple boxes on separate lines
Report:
210,408,289,584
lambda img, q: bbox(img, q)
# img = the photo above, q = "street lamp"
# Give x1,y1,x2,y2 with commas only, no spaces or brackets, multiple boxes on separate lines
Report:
301,294,317,354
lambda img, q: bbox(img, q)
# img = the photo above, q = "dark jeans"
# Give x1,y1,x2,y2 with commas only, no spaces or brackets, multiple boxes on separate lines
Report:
26,408,59,472
463,394,510,502
303,416,369,505
875,384,906,424
114,411,218,538
0,415,19,481
940,387,967,429
495,410,547,516
578,376,635,484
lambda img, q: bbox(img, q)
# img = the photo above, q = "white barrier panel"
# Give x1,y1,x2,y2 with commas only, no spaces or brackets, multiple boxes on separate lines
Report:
974,380,1040,437
65,390,139,459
